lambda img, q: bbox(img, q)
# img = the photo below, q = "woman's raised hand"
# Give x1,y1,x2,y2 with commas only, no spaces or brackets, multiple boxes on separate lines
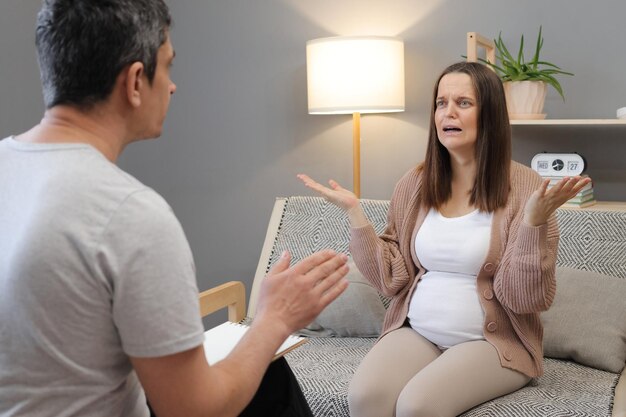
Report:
297,174,369,227
297,174,359,211
524,176,593,226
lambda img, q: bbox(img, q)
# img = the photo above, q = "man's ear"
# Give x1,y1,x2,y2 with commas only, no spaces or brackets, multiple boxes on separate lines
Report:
124,62,145,108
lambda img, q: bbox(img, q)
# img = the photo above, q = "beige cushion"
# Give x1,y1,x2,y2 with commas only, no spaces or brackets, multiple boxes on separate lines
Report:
299,260,386,337
542,267,626,373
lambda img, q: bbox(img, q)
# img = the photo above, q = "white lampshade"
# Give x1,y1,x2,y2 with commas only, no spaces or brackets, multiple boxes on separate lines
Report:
306,36,405,115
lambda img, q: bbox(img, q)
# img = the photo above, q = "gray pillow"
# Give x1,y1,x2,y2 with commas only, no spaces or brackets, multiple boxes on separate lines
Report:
299,260,386,337
542,267,626,373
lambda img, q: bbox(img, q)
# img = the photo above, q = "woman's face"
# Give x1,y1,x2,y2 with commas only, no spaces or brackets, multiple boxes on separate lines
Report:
434,72,479,160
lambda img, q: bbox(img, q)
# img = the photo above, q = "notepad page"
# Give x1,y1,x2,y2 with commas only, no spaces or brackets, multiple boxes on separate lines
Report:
203,322,249,365
202,322,305,365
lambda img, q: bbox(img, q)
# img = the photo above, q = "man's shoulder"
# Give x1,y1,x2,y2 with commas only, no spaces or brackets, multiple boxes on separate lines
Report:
38,147,173,232
60,147,156,201
89,168,175,231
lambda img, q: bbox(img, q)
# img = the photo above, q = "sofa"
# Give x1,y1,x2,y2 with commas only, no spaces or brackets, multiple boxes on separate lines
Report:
247,196,626,417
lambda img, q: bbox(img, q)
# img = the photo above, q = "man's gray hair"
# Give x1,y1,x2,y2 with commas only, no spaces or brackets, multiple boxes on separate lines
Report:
36,0,172,109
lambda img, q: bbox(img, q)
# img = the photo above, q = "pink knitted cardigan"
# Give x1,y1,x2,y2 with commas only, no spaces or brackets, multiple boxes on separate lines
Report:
350,161,558,378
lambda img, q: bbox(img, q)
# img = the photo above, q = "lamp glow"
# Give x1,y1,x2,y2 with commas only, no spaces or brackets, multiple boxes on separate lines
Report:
306,36,405,197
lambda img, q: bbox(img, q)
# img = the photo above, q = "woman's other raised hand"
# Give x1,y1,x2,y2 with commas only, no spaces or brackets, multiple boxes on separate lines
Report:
524,176,593,226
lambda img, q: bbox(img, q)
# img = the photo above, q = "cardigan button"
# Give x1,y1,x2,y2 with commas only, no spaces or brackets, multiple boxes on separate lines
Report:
483,288,494,300
484,263,495,272
503,350,512,361
486,321,497,332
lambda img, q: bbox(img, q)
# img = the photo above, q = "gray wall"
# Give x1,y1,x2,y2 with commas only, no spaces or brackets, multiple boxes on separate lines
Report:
0,1,43,132
2,0,626,324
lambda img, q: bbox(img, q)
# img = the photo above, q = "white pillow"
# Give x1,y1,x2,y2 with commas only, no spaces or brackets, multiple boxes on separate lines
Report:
299,260,386,337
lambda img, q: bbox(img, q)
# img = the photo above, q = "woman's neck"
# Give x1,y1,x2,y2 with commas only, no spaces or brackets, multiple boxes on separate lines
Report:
439,156,477,217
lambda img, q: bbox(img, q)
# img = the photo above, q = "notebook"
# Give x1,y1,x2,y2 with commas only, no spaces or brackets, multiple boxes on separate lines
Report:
203,321,306,365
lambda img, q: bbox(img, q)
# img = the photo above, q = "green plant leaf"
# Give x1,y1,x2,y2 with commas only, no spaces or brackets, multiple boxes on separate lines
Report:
534,61,561,68
489,26,573,100
539,68,575,76
475,57,508,76
531,25,543,71
496,32,517,65
541,73,565,100
517,34,524,65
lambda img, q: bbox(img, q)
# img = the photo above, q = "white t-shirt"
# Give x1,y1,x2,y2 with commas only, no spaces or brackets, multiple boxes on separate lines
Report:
0,137,205,417
408,207,493,349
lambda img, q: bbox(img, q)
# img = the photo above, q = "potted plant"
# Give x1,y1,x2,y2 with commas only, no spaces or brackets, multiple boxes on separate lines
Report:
480,26,573,119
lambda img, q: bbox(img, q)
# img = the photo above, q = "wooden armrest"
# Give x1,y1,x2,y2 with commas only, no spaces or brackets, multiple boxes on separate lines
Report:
198,281,246,322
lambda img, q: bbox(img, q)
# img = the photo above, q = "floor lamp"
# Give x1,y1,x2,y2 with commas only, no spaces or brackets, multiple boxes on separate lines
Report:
306,36,405,198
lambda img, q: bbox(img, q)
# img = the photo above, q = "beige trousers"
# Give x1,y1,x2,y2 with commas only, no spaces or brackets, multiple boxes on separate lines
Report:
348,327,530,417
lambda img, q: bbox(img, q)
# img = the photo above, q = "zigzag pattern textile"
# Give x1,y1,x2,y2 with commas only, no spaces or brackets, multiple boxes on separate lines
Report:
285,338,619,417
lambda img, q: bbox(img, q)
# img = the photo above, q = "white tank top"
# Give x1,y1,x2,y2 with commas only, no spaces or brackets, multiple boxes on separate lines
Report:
408,207,493,349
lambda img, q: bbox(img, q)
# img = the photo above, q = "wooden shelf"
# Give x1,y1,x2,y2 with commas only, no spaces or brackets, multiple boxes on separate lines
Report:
511,119,626,126
559,201,626,212
465,32,626,207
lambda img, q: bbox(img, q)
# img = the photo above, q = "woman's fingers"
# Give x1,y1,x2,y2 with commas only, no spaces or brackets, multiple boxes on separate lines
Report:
328,179,345,191
298,173,329,194
546,176,592,203
537,178,550,196
570,177,592,195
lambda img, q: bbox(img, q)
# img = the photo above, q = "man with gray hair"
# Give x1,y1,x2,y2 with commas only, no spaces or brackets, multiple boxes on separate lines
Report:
0,1,349,416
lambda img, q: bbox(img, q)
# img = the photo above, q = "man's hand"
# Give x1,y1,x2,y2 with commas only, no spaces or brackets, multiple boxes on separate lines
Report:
133,251,348,417
254,250,349,338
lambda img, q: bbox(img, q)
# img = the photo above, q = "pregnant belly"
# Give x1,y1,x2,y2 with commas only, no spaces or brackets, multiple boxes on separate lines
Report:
407,271,485,348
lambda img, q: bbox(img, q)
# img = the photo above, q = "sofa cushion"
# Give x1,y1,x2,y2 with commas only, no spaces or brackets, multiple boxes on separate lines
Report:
542,267,626,373
300,260,386,337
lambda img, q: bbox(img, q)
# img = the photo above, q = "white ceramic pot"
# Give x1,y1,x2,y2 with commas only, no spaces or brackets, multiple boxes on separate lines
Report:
503,81,547,119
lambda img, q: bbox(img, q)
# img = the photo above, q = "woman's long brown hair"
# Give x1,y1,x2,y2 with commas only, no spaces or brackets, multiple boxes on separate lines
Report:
420,62,511,212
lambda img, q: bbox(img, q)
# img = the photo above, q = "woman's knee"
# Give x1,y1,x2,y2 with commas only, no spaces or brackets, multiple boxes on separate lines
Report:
396,391,447,417
348,378,394,417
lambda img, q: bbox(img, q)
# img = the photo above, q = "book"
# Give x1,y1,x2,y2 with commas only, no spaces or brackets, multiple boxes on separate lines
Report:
541,174,590,181
545,175,593,193
573,188,594,198
561,199,597,209
202,321,306,365
548,183,594,194
567,192,595,204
